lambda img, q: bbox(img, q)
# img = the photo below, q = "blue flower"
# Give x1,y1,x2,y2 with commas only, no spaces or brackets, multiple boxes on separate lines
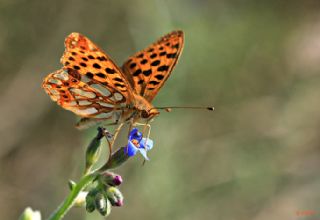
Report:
125,128,153,160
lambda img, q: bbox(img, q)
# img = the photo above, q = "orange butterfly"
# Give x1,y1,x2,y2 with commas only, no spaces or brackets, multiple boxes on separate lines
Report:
42,31,184,127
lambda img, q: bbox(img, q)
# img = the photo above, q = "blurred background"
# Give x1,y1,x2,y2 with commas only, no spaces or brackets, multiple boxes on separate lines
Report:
1,0,320,219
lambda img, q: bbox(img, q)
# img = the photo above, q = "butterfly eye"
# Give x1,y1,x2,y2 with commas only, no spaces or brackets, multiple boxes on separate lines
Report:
141,110,149,118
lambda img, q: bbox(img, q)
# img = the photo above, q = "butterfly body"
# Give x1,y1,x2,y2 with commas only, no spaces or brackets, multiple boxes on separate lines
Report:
112,94,159,125
42,31,184,127
131,93,159,119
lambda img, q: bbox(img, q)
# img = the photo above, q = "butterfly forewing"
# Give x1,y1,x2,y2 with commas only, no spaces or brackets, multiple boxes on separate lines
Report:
43,33,136,119
61,33,134,104
122,30,184,101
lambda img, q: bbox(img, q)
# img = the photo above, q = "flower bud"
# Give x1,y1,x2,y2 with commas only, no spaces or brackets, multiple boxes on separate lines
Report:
106,187,124,207
85,127,104,173
95,192,111,216
19,207,41,220
68,180,76,190
74,191,88,207
100,171,123,186
85,189,98,213
104,147,130,169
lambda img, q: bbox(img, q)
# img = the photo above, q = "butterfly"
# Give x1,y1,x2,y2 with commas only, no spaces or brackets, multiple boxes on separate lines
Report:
42,30,184,128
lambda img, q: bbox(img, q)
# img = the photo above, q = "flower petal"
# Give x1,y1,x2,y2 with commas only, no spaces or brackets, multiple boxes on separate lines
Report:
138,148,150,160
129,128,138,139
140,138,153,150
129,128,142,142
125,141,138,157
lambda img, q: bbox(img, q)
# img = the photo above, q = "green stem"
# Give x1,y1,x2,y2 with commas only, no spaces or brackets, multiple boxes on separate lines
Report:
47,173,98,220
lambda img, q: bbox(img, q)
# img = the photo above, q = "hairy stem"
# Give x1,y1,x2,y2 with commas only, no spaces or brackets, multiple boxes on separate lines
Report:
47,173,98,220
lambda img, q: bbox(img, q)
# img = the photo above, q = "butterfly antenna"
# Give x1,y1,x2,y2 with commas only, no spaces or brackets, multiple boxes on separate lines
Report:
155,106,214,112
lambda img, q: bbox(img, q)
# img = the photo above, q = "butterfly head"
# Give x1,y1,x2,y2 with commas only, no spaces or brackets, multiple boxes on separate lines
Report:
141,108,159,119
132,94,159,119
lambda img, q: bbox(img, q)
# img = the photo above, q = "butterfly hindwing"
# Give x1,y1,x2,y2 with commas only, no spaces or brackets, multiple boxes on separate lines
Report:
42,68,124,119
122,30,184,101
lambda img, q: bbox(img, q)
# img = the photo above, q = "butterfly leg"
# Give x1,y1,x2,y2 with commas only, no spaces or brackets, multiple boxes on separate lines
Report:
125,119,135,154
111,122,124,147
76,117,121,130
104,122,124,161
125,117,143,154
75,117,106,130
133,122,151,165
144,122,151,144
133,121,152,164
127,118,134,138
132,122,151,141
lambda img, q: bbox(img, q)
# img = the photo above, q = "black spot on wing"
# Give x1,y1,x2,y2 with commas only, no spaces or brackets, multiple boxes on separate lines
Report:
97,56,107,61
114,77,124,82
105,68,116,74
130,63,136,69
140,59,148,64
166,53,177,58
155,74,164,80
115,83,125,88
157,65,169,72
133,69,142,76
172,43,180,49
68,68,82,80
143,69,152,76
101,82,108,86
86,72,94,79
149,81,160,85
93,63,101,69
151,60,160,66
96,73,106,78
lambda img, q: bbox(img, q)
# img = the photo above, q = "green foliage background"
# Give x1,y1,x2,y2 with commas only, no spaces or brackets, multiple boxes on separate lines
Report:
1,0,320,219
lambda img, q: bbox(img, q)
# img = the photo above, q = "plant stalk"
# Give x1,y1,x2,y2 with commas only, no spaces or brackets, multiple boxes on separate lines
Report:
47,173,98,220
